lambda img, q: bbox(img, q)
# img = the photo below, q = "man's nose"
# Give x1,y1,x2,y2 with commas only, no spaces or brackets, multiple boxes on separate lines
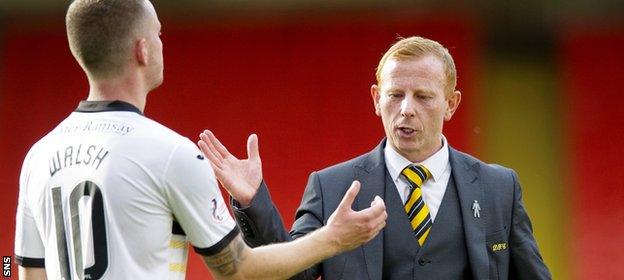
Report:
400,97,416,117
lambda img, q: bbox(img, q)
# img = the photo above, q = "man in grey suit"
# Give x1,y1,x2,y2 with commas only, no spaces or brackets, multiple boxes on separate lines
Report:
198,36,551,279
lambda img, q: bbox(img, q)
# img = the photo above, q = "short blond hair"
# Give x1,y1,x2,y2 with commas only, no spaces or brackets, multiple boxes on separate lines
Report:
375,36,457,94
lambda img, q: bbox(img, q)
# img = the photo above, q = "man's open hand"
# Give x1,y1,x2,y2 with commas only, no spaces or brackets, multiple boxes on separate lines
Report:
198,130,262,206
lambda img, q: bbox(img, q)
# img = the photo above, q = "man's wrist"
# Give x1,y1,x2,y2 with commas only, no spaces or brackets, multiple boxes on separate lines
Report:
233,180,267,208
233,197,252,208
314,226,341,258
231,198,244,209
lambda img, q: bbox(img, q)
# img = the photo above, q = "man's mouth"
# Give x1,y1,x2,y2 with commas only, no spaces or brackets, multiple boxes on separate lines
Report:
396,126,416,137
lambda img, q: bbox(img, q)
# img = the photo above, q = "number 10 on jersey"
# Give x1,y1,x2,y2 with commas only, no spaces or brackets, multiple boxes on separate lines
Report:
52,181,109,279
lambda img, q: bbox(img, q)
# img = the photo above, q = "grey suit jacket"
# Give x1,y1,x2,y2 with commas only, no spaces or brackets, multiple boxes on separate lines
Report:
232,139,551,280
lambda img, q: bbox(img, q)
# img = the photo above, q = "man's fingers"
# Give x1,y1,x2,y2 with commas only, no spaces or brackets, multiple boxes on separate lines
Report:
197,140,223,169
198,134,224,163
247,134,260,161
337,181,360,212
363,196,387,237
370,195,378,207
371,220,387,239
359,196,386,218
203,130,233,159
370,195,383,207
371,198,388,227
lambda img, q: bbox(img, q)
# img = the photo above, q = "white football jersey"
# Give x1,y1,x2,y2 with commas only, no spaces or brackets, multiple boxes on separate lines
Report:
15,101,237,280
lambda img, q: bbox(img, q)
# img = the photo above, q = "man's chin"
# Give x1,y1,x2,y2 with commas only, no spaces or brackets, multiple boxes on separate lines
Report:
396,138,422,150
389,139,421,155
397,145,420,155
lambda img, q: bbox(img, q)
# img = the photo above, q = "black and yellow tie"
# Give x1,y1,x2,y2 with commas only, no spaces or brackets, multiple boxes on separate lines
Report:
401,164,433,246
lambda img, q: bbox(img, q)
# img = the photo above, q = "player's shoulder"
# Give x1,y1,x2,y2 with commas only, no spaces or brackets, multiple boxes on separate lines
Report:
22,137,48,168
134,117,187,143
135,117,204,157
22,119,70,163
121,117,201,162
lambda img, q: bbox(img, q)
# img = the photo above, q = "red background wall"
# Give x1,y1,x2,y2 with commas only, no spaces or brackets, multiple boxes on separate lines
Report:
0,15,479,279
561,25,624,280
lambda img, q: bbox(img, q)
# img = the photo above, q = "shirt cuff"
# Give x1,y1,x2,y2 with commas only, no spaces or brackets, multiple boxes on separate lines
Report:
193,227,240,257
15,255,45,267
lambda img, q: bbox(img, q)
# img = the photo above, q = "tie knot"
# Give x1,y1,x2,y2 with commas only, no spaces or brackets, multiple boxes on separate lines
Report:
401,164,431,188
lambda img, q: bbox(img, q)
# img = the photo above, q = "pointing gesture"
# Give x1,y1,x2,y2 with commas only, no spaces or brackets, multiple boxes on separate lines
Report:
198,130,262,206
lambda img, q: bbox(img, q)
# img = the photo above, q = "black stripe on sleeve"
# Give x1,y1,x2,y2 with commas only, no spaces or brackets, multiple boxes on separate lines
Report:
193,227,240,256
15,255,45,267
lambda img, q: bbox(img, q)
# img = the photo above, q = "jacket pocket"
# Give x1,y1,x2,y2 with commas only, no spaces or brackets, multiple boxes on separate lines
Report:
486,227,509,280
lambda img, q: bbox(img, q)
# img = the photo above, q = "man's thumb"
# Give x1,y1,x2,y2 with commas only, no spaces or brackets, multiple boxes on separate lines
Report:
337,180,360,212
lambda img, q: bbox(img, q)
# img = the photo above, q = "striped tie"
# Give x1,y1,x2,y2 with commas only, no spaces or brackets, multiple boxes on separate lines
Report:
401,164,433,246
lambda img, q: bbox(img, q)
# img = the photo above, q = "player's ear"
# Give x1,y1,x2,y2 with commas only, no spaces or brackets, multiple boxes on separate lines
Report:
135,38,149,66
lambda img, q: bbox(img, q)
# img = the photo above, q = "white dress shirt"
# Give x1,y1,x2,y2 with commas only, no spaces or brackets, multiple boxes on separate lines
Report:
384,135,452,222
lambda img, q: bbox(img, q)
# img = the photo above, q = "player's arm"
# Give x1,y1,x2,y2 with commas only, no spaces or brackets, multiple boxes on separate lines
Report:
201,181,386,280
19,267,47,280
166,138,385,279
16,147,47,280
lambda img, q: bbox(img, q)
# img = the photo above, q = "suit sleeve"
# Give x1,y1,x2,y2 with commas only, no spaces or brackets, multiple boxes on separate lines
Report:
231,172,324,280
508,170,552,279
231,181,293,246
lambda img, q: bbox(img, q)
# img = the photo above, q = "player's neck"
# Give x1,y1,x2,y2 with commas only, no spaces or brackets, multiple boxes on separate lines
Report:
86,73,148,113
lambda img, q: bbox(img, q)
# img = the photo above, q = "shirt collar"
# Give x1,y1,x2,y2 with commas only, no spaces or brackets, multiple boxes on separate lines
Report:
384,135,450,183
75,100,143,115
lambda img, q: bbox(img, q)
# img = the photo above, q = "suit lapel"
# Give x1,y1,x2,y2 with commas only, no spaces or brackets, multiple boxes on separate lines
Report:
449,148,488,279
354,140,386,280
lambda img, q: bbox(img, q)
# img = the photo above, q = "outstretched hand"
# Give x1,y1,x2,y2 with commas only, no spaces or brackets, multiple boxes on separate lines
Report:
198,130,262,206
325,181,387,252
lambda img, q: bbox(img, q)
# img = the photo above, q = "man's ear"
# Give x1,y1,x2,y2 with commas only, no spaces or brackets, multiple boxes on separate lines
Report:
444,90,461,121
371,84,381,116
135,38,149,66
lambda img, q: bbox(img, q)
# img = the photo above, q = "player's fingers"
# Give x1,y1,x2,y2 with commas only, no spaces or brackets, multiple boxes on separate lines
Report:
198,133,222,161
197,138,213,160
203,130,233,159
199,143,229,182
197,139,223,169
199,132,225,162
247,134,260,161
336,181,360,212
